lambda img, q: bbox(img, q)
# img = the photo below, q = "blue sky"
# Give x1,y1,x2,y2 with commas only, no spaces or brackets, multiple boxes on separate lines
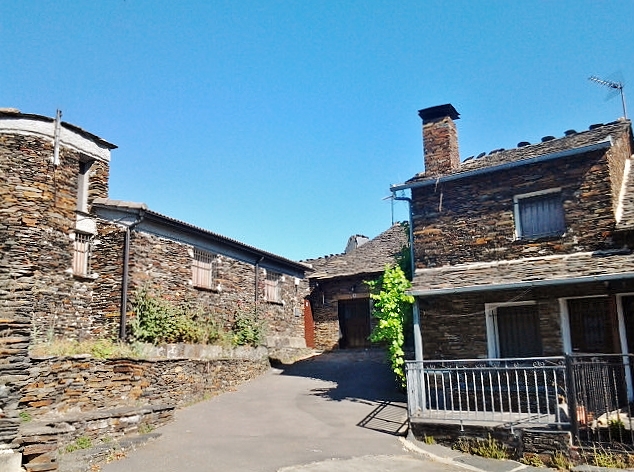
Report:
3,1,634,261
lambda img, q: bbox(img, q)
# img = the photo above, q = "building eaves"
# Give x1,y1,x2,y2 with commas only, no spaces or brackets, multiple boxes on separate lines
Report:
92,199,312,275
410,249,634,296
0,109,118,150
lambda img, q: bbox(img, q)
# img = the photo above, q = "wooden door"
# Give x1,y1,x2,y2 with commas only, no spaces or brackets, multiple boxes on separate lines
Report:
338,298,371,348
303,299,315,348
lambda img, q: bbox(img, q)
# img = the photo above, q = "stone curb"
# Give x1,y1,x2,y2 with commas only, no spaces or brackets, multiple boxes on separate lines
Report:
400,435,628,472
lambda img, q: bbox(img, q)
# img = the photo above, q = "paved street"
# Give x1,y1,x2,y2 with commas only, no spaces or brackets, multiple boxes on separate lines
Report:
101,350,463,472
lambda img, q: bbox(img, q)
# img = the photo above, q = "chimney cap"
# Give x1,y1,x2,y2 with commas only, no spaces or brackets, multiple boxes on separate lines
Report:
418,104,460,123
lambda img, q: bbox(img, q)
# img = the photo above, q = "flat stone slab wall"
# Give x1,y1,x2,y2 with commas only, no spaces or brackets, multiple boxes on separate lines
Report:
16,349,270,471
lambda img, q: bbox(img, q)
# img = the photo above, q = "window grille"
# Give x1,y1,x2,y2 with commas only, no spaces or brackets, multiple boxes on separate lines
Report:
495,304,542,358
192,249,214,289
73,233,91,276
264,271,282,303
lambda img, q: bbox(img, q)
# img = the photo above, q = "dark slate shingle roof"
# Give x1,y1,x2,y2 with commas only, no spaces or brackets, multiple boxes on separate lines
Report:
410,250,634,295
306,223,409,280
406,119,631,184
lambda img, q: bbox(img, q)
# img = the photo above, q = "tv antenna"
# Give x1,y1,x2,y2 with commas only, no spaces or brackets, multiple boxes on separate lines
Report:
589,75,627,119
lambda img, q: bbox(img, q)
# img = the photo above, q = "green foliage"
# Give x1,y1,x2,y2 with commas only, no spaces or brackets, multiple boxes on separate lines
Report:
520,453,545,468
30,338,139,359
232,309,263,347
591,445,627,469
366,264,414,388
65,436,92,453
129,288,225,345
551,451,572,470
454,435,509,460
19,411,32,423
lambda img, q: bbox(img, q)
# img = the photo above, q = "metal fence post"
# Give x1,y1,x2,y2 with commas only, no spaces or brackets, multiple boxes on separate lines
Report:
565,354,579,442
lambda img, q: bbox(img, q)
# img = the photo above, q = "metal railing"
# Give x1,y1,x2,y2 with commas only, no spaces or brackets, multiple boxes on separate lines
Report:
406,357,568,427
407,354,634,444
568,354,634,445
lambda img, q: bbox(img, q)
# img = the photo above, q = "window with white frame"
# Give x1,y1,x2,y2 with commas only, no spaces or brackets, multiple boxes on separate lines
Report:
486,301,542,358
264,270,282,303
77,158,94,213
192,249,215,289
73,232,92,277
513,189,565,239
563,296,618,354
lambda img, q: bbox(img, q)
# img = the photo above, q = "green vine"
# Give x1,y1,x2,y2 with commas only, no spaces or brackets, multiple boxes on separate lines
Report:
366,264,414,388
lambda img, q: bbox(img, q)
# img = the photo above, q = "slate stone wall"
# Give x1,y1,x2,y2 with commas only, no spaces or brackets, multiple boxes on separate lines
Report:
419,280,634,360
411,149,620,269
307,275,374,350
0,130,111,448
125,231,307,348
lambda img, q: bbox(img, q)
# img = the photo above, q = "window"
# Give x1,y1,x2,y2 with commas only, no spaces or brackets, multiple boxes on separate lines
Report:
73,232,92,277
192,249,215,289
264,271,282,303
565,297,618,354
514,189,565,239
77,158,93,213
486,302,542,358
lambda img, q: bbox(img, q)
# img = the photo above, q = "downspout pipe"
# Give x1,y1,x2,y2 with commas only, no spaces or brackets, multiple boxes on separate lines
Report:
393,192,424,362
120,212,145,340
254,256,264,316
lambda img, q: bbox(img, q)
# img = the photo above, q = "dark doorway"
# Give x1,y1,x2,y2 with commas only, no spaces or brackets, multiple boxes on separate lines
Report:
338,298,371,348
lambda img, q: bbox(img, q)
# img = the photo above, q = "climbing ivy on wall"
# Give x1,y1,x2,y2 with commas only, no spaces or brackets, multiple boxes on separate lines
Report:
366,264,414,388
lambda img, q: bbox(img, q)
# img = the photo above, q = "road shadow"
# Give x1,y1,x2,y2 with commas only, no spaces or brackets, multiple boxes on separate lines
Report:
275,349,408,436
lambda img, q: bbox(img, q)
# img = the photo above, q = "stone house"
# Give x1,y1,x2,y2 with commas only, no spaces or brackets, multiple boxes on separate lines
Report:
91,199,311,350
305,223,409,350
392,103,634,366
0,108,311,361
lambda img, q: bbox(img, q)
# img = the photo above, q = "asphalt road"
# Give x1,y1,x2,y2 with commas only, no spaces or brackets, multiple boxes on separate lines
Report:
102,350,464,472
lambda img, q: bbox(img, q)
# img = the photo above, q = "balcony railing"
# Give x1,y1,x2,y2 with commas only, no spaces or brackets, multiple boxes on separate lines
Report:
407,354,634,444
406,357,568,427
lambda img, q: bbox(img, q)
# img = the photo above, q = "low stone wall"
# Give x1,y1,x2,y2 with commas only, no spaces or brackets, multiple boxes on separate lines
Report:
17,350,270,471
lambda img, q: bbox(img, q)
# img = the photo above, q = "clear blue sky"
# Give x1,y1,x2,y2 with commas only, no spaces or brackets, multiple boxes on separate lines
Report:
3,1,634,261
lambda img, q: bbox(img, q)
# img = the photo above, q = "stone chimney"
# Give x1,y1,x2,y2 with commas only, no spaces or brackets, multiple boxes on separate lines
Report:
418,104,460,176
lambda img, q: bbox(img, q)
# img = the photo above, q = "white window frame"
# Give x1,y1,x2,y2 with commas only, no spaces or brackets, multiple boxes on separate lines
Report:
560,294,633,401
192,248,215,290
513,188,564,240
485,301,537,358
77,158,94,213
72,232,92,277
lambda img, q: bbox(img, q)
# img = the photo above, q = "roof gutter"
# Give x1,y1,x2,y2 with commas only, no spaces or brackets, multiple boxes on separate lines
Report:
410,271,634,297
391,138,613,192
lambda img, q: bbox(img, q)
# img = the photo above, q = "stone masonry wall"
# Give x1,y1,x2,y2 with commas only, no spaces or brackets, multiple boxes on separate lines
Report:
420,280,634,360
308,274,375,350
411,149,620,270
0,131,110,448
17,353,269,470
127,231,307,348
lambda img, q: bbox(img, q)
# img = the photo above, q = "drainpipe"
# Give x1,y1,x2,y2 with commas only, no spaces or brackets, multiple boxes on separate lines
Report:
254,256,264,316
120,212,144,340
393,192,424,362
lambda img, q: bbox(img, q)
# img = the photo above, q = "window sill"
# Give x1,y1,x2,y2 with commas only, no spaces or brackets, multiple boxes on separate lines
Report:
72,273,99,281
193,285,220,293
265,299,284,306
514,233,564,243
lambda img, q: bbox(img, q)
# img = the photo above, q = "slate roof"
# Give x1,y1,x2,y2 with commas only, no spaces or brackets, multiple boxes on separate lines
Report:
92,198,312,275
306,223,409,280
397,119,631,188
410,249,634,295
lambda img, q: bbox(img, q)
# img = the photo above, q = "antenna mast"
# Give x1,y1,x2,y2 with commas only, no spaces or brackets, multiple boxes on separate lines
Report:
589,75,627,119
